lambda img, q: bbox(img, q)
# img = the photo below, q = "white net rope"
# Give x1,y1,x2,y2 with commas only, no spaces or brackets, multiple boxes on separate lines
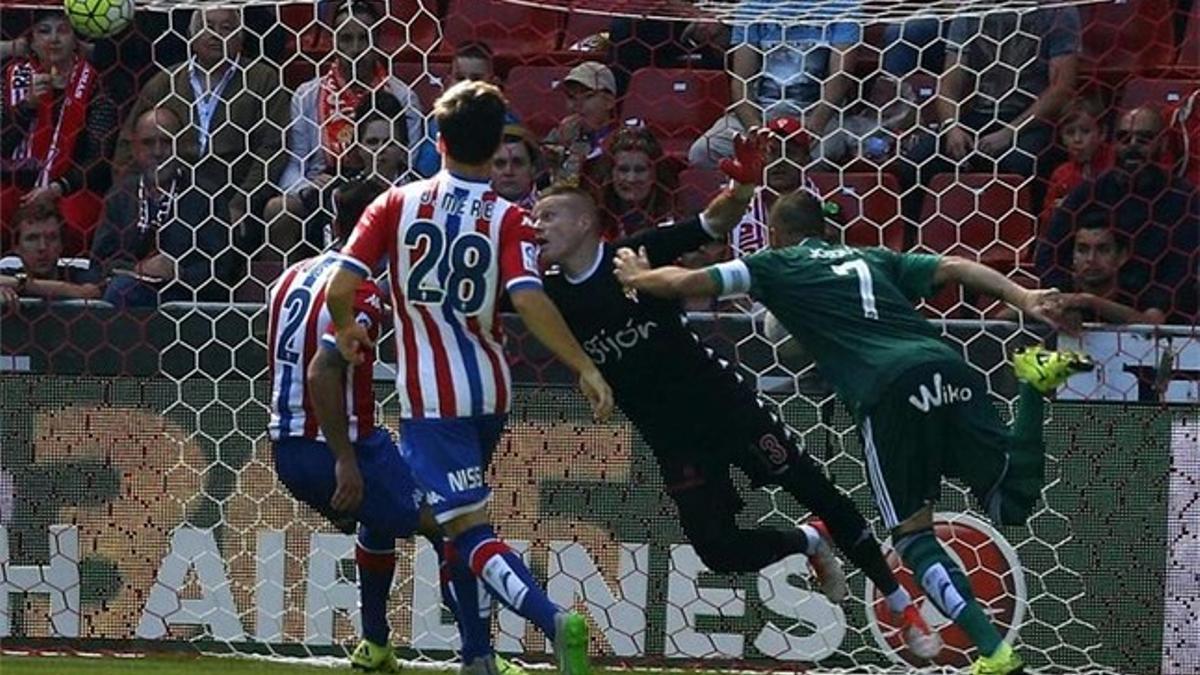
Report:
0,1,1196,674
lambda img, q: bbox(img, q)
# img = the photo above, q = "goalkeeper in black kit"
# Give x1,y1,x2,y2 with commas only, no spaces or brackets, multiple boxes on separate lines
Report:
531,130,940,659
612,183,1095,675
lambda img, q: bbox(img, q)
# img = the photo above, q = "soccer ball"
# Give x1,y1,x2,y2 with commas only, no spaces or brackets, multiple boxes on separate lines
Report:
64,0,135,39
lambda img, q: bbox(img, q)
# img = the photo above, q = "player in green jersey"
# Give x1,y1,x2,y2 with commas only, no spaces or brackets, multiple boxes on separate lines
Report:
612,190,1093,675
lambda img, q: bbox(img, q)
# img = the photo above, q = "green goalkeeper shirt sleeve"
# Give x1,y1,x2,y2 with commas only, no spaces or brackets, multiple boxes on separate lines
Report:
865,248,942,303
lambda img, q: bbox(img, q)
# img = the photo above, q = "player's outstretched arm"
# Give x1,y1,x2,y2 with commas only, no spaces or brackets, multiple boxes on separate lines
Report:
613,246,721,299
325,267,374,364
306,347,363,513
934,256,1072,332
509,287,614,422
1061,292,1165,326
701,129,769,236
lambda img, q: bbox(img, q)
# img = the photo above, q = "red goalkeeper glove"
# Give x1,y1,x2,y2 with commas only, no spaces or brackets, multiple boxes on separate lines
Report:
718,131,769,186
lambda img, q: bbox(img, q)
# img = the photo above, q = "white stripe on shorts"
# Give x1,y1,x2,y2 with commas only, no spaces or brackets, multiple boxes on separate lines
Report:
861,416,900,529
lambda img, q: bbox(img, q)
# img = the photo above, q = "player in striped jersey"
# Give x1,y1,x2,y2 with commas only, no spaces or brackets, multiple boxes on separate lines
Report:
269,179,524,675
325,81,613,675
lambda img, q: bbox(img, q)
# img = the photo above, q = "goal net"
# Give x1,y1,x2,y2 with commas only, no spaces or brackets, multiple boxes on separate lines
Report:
0,0,1196,673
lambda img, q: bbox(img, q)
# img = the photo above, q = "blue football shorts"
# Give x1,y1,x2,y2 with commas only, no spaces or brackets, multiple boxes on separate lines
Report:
273,427,423,537
398,414,506,525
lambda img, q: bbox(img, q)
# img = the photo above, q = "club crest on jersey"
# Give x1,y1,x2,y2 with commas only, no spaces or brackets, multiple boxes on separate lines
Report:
520,241,539,274
907,372,974,412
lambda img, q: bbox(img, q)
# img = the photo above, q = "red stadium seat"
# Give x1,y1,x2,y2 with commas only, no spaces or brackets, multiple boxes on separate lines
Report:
1118,78,1200,111
808,173,905,249
563,11,612,51
622,68,729,159
505,65,574,138
1080,0,1176,72
917,174,1036,270
394,61,452,110
676,168,727,216
442,0,563,58
1179,3,1200,67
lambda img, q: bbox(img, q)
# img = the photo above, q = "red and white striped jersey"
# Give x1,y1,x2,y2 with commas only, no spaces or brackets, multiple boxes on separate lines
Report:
267,253,385,442
337,170,542,419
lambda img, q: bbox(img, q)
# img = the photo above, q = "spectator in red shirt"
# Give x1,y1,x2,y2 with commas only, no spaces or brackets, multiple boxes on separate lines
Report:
1041,99,1113,225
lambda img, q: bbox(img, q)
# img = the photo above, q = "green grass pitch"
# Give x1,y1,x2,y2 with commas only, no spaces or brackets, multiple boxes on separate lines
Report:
0,654,712,675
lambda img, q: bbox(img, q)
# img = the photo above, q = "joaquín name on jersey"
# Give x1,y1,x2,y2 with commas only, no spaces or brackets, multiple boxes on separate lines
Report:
708,239,963,417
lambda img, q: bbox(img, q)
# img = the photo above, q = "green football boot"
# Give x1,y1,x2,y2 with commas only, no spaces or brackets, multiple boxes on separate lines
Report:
1013,345,1094,394
349,638,400,673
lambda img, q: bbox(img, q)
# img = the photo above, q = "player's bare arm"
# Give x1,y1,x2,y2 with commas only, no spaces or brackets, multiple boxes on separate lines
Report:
1061,292,1166,326
324,267,375,364
934,256,1072,333
509,286,614,422
306,347,364,513
613,246,720,299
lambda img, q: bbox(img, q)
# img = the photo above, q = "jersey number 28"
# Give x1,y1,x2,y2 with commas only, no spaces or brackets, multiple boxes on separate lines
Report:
404,221,492,314
832,259,879,320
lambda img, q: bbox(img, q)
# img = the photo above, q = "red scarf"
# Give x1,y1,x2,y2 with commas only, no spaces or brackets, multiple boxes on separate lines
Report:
316,61,387,164
4,56,97,186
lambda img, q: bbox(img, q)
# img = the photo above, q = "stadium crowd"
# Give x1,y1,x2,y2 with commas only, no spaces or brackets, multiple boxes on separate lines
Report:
0,0,1196,323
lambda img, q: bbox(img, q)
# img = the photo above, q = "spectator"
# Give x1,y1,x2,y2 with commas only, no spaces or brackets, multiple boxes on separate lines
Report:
267,2,424,255
588,124,679,240
879,17,944,78
607,18,727,96
1041,98,1113,226
1,9,118,253
114,7,289,251
449,40,498,85
272,90,412,258
351,91,412,187
727,117,814,256
413,41,508,177
0,199,101,301
1037,106,1200,324
491,124,541,209
91,107,239,307
897,6,1080,230
1060,210,1165,325
688,0,860,169
543,61,618,184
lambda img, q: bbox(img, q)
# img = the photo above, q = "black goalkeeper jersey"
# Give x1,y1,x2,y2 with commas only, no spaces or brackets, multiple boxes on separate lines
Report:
543,216,761,455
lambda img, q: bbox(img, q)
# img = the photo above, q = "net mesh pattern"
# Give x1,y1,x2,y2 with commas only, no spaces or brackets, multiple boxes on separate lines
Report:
0,0,1197,673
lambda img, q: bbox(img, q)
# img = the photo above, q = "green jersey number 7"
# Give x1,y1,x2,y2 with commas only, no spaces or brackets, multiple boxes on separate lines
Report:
832,259,879,319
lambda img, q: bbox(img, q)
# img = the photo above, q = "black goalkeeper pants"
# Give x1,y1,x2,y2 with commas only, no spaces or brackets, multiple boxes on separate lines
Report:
659,403,873,575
